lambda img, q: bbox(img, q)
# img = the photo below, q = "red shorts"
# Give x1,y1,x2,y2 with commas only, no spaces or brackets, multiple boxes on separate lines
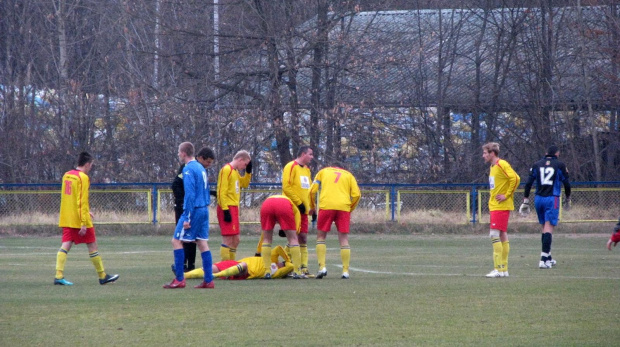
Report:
61,227,96,244
214,260,249,280
317,210,351,233
260,197,296,231
217,205,240,236
490,210,511,232
299,213,308,234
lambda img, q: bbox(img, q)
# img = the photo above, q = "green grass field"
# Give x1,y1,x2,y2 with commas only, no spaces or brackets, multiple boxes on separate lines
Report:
1,233,618,346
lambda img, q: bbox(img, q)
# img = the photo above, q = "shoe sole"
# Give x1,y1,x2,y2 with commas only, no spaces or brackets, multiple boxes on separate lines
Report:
316,272,327,279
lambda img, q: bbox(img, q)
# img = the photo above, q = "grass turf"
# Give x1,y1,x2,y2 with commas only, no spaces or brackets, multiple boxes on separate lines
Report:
0,233,618,346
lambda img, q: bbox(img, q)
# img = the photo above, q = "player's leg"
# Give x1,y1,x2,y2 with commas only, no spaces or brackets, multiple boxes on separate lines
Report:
487,230,503,278
164,221,187,288
260,230,274,278
183,241,197,271
298,214,310,275
500,230,509,276
79,227,119,285
316,210,334,279
335,211,352,279
195,239,214,288
284,230,303,278
54,232,74,285
259,200,277,278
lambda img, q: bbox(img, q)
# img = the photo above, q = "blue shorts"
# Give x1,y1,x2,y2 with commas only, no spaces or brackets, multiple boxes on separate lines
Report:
174,207,209,241
534,196,559,226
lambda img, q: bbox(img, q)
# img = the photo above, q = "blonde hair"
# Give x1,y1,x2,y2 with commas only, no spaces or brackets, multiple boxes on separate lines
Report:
482,142,500,156
233,150,251,161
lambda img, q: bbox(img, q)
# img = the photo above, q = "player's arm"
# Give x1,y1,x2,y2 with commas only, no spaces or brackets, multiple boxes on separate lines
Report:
522,165,537,200
79,174,92,226
502,161,520,199
182,169,196,218
309,172,321,210
217,166,231,210
559,163,571,199
282,164,302,205
238,171,251,189
349,174,361,212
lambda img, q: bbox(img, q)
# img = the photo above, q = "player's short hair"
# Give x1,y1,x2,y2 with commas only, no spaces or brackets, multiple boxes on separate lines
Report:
197,147,215,160
482,142,500,156
546,145,559,156
297,146,312,158
77,151,93,166
179,142,194,157
233,150,251,161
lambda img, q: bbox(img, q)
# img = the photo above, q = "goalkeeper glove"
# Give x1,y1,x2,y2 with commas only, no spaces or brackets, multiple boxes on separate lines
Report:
245,160,252,174
519,198,530,215
312,212,317,222
209,189,217,197
564,197,571,211
297,203,306,215
223,209,232,223
278,229,286,238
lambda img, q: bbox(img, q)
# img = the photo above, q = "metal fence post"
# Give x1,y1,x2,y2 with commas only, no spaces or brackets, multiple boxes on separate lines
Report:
471,185,477,225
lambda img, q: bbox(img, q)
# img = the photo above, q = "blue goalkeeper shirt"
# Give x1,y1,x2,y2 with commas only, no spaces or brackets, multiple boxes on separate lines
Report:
181,159,210,221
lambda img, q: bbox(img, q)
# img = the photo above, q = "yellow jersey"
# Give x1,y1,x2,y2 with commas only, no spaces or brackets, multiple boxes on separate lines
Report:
488,159,520,211
217,163,251,210
58,169,93,228
281,160,312,214
310,167,361,212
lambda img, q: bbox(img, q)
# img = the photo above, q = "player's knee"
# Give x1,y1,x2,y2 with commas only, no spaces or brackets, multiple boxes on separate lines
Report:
489,229,500,238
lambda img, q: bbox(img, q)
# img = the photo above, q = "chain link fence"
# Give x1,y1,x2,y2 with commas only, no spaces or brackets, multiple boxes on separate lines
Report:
1,183,618,226
477,187,620,224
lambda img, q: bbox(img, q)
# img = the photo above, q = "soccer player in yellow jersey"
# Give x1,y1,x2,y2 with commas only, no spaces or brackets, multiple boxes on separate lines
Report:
216,150,252,261
259,194,305,279
482,142,520,278
54,151,119,286
281,146,314,275
310,162,361,279
184,244,294,280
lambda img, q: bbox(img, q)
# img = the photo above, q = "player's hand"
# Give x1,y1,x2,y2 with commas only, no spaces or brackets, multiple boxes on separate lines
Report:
78,226,87,236
519,198,530,216
607,239,617,251
223,209,232,222
209,189,217,197
297,203,306,215
245,160,252,174
278,229,286,238
312,212,317,222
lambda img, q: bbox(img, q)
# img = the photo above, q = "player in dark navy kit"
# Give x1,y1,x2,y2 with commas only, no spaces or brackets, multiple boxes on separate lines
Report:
520,145,571,269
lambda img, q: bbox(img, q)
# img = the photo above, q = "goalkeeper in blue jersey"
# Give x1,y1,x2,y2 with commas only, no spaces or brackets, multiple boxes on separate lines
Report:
520,145,571,269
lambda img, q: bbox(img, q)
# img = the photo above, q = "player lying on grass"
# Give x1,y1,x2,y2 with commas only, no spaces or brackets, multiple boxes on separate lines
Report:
184,243,294,280
606,217,620,251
